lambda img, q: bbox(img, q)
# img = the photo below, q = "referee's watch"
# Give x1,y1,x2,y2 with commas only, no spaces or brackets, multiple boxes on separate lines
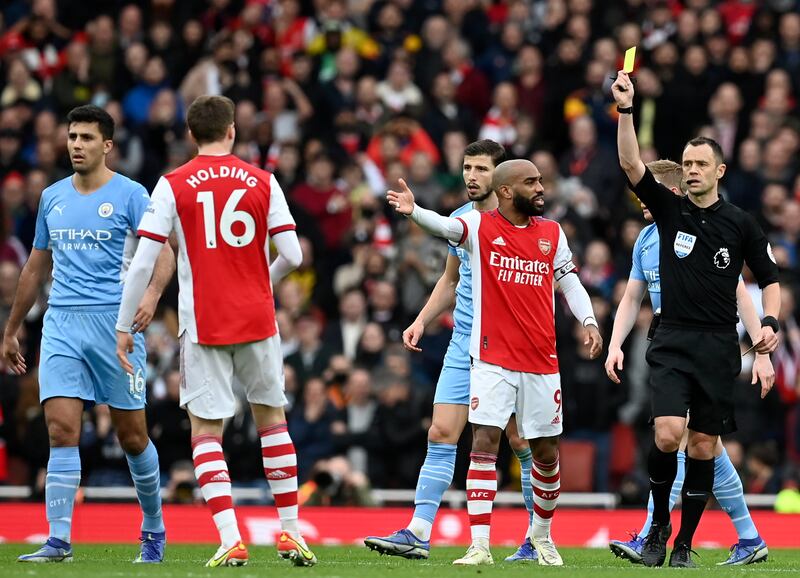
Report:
761,316,780,333
617,105,633,114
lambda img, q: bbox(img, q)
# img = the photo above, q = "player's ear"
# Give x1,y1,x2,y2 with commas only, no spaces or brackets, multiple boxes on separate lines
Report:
103,139,114,155
716,162,727,180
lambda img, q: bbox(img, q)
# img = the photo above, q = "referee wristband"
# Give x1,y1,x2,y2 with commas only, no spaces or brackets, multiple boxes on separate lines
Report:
617,105,633,114
761,316,780,333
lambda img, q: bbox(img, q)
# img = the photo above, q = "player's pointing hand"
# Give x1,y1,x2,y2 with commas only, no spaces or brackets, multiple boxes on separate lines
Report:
386,178,416,215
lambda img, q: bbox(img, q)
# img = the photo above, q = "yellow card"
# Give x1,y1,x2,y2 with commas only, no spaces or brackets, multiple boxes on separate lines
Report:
623,46,636,73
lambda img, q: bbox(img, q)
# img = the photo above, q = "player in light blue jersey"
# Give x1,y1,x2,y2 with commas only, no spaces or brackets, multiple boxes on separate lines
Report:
605,160,775,566
365,140,538,562
2,105,175,563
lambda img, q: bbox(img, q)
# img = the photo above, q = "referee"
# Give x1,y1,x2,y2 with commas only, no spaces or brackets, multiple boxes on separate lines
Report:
612,70,780,568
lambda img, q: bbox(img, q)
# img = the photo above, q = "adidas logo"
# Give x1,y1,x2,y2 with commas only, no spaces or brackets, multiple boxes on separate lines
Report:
551,415,561,425
210,471,231,483
492,236,506,246
267,469,293,480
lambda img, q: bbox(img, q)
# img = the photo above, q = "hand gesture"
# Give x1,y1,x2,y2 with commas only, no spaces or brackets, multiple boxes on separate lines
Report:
611,71,634,108
402,319,425,352
754,326,778,355
2,331,26,375
605,346,624,384
116,330,135,374
583,324,603,359
752,354,775,399
132,288,159,334
387,178,415,215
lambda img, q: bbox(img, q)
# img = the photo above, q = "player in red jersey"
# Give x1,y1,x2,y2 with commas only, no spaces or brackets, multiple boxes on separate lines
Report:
114,96,316,568
388,159,603,566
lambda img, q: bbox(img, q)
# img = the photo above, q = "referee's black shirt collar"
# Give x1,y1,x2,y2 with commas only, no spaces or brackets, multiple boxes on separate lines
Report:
683,194,724,212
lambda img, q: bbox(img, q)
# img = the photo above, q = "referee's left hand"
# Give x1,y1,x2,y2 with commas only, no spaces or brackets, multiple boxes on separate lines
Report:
116,330,135,375
751,354,775,399
583,325,603,360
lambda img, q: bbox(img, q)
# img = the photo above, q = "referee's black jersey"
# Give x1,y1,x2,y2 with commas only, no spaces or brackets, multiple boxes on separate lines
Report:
630,167,779,329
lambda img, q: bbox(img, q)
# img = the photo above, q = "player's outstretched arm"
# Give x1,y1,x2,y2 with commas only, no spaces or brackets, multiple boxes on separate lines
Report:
269,229,303,284
558,271,603,359
605,279,647,384
612,71,645,186
2,248,52,374
387,179,465,244
116,238,164,373
403,254,459,352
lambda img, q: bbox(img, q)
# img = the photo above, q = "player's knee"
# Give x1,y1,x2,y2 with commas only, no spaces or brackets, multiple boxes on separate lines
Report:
531,438,558,463
654,428,682,452
47,418,80,446
117,429,149,455
428,422,458,444
508,433,529,453
471,427,501,454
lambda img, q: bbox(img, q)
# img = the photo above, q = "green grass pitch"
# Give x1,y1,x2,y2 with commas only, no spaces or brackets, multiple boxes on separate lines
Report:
1,545,798,577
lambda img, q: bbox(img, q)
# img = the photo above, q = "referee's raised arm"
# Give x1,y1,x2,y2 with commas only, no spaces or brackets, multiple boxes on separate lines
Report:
612,71,645,186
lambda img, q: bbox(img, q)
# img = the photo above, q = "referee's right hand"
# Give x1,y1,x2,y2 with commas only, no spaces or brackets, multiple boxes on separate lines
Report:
605,346,624,384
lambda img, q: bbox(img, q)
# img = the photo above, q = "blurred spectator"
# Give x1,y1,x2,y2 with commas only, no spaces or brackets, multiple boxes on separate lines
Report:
300,455,373,506
286,315,335,388
332,368,378,476
376,60,423,115
288,377,338,483
147,369,191,475
292,153,352,254
371,373,428,488
324,287,368,360
559,115,622,220
478,82,519,148
747,442,783,494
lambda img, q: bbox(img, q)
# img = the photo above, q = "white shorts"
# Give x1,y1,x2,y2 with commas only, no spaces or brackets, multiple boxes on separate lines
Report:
469,359,563,439
179,333,288,419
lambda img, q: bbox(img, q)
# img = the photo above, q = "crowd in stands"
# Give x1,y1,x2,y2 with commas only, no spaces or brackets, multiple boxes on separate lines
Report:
1,0,799,509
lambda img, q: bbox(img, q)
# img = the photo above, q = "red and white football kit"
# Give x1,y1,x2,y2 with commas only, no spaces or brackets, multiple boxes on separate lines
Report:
138,154,295,419
455,209,576,439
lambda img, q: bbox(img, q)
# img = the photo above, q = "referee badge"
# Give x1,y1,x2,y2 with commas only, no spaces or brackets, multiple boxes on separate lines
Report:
674,231,696,258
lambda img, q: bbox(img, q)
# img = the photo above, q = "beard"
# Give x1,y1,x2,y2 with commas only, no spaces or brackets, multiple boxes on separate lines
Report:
467,187,494,202
513,192,544,216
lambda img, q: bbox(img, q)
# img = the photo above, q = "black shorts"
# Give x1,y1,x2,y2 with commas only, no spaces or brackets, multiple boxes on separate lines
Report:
645,324,741,436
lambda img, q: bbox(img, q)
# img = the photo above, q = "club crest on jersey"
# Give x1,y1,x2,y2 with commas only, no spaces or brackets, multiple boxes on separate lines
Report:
98,202,114,218
538,238,552,255
470,396,479,410
674,231,696,258
714,247,731,269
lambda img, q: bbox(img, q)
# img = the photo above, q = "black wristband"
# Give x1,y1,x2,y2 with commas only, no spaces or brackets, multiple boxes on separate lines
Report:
617,105,633,114
761,316,780,333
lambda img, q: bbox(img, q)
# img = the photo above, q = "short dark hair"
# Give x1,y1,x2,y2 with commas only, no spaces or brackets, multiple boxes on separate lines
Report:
187,95,235,145
685,136,724,165
66,105,114,140
463,139,506,168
